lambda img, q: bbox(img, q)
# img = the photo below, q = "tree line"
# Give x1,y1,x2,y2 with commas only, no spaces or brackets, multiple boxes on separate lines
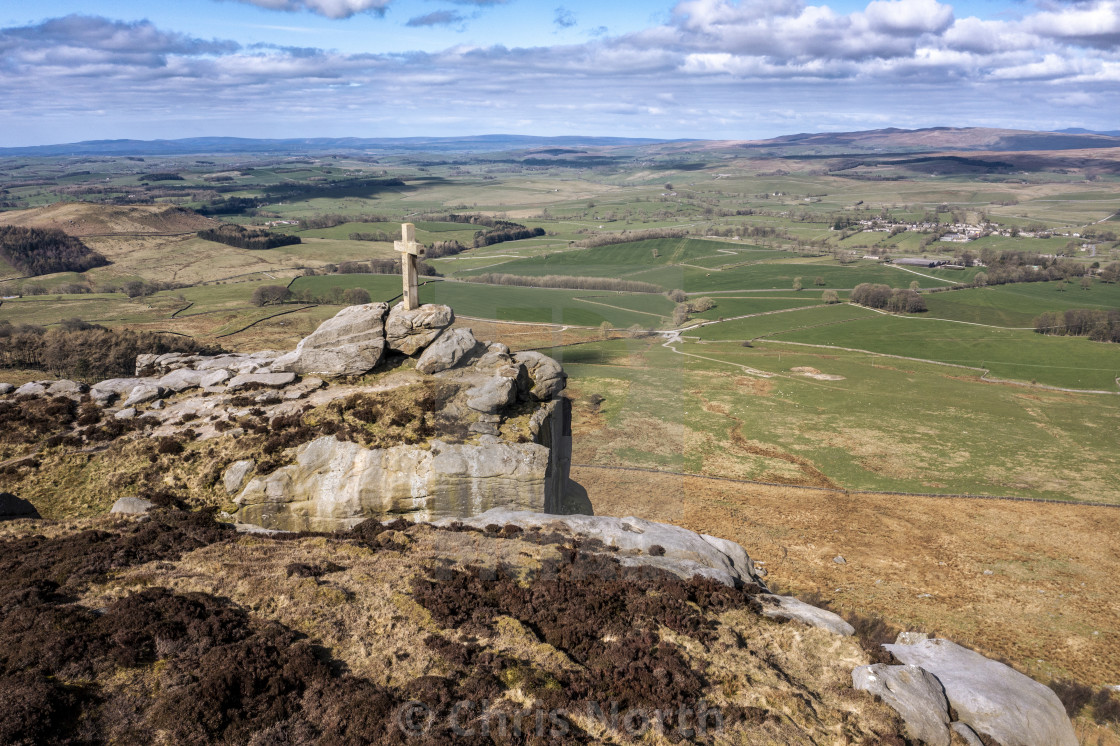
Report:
575,228,688,248
0,320,222,380
850,283,927,313
1034,309,1120,343
463,273,661,293
472,225,545,248
0,226,109,276
197,225,301,251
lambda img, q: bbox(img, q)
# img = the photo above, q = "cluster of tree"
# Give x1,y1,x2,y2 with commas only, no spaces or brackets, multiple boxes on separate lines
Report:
670,296,716,325
332,258,438,276
1034,309,1120,343
576,228,688,248
418,213,512,228
197,225,301,251
425,240,467,258
140,173,183,181
299,214,390,230
850,283,927,313
196,196,265,216
472,225,545,248
970,254,1087,288
1099,263,1120,283
348,230,400,242
0,226,109,276
464,273,661,293
254,283,376,307
0,321,222,379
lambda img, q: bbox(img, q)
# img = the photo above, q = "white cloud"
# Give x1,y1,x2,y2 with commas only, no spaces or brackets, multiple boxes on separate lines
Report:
223,0,392,19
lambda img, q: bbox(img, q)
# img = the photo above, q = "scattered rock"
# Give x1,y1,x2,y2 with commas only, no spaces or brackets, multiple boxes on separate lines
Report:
223,459,256,494
150,399,165,410
114,408,138,420
469,421,500,435
983,570,993,575
885,637,1077,746
852,664,951,746
385,303,454,355
0,492,40,520
109,496,154,515
833,555,847,564
123,384,164,408
272,302,389,377
416,328,484,375
896,631,930,645
439,508,765,588
15,382,47,397
226,372,297,392
758,594,856,636
513,351,567,400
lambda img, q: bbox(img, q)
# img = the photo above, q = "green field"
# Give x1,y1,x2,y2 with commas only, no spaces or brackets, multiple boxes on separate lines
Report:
923,281,1120,327
547,337,1120,502
770,314,1120,390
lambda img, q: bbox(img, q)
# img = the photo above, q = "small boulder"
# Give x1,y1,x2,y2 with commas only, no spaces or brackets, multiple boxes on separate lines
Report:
885,637,1077,746
466,376,516,414
513,351,566,400
223,459,256,494
114,408,138,420
226,372,297,392
47,379,87,398
110,497,154,515
385,303,454,355
758,594,856,636
123,384,164,408
90,378,146,406
833,555,847,564
852,664,951,746
417,328,484,375
15,382,47,397
272,302,389,377
158,369,205,393
0,383,14,395
200,369,232,388
0,492,40,520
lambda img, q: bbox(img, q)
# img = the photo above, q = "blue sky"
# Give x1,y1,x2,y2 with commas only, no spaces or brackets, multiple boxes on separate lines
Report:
1,0,1118,146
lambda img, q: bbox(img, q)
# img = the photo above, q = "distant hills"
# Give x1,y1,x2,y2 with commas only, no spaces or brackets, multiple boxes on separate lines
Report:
0,134,674,158
1,127,1118,159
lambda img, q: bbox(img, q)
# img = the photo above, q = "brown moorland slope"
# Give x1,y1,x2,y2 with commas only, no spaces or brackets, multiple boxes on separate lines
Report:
577,466,1120,690
0,202,217,236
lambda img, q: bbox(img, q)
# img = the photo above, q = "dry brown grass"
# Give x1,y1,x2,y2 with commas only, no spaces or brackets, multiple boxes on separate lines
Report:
577,466,1120,694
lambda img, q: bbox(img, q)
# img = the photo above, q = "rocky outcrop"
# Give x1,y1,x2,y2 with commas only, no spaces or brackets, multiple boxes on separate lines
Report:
884,636,1078,746
852,664,952,746
385,303,453,355
234,437,553,531
272,302,389,376
437,508,765,588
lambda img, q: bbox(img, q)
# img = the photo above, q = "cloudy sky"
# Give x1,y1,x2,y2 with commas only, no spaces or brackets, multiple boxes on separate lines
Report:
1,0,1118,146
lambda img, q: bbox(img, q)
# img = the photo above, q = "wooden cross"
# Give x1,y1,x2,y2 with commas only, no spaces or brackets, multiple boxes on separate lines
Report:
394,222,425,310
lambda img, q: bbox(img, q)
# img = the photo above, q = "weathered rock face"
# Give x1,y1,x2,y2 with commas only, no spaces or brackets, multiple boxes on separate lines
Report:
272,302,389,377
514,351,567,400
759,595,856,636
884,636,1078,746
852,664,951,746
234,437,552,531
416,328,484,375
385,303,454,355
